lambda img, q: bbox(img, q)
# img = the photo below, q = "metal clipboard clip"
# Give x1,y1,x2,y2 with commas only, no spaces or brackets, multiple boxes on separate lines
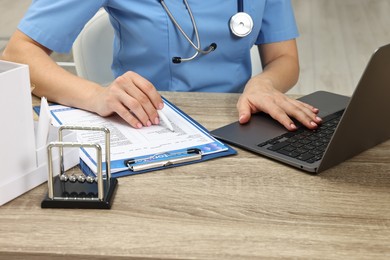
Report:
124,148,202,172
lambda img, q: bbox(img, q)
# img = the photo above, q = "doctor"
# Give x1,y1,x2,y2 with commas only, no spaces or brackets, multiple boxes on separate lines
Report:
2,0,322,130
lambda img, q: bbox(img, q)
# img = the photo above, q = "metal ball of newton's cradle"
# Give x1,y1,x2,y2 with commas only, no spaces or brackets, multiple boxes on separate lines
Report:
86,175,95,183
59,174,68,182
77,174,86,183
68,174,77,183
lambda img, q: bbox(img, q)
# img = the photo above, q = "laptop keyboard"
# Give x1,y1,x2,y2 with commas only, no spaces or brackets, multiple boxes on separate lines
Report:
258,110,344,164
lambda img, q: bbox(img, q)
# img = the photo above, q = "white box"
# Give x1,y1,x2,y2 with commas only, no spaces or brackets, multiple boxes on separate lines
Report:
0,61,37,182
0,60,78,206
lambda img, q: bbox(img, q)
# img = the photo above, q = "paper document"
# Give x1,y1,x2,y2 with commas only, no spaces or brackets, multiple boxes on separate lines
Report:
48,100,228,174
36,97,52,148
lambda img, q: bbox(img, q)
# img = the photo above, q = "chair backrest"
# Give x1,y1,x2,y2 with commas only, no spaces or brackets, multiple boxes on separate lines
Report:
72,9,262,86
72,9,115,85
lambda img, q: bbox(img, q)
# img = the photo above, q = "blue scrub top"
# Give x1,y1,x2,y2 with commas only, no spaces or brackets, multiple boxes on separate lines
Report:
18,0,298,93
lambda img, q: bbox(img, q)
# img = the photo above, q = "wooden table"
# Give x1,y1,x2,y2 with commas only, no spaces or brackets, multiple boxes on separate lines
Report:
1,92,389,259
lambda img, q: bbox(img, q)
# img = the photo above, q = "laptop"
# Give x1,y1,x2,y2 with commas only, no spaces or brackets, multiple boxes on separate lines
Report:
211,44,390,173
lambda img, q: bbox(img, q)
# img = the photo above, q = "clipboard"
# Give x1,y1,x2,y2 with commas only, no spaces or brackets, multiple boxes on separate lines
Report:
34,97,237,178
124,148,202,172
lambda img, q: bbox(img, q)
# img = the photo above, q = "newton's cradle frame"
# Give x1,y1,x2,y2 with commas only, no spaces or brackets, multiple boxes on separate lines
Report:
41,126,118,209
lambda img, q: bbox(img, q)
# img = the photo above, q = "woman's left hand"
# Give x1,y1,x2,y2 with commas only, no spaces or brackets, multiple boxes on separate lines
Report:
237,77,322,131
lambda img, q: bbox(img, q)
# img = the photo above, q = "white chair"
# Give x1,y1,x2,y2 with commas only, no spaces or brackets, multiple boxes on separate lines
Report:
250,45,262,76
72,9,262,85
72,9,115,85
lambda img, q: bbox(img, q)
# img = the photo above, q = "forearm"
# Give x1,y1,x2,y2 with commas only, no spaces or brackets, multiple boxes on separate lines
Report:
254,53,299,93
251,41,299,93
1,30,102,112
2,31,164,129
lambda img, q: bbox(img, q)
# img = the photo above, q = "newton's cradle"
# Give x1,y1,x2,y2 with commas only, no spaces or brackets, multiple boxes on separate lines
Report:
41,126,118,209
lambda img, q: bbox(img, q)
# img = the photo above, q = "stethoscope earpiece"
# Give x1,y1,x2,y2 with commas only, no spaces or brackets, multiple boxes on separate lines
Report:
230,12,253,37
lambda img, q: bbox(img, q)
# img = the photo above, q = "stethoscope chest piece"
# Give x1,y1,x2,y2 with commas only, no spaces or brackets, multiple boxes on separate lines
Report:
230,12,253,37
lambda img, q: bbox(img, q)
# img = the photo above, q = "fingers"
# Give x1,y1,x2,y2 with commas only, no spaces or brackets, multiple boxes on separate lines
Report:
121,71,164,110
114,104,144,129
296,100,320,115
100,71,163,129
291,100,322,128
237,96,252,124
118,72,164,127
265,104,300,131
274,98,322,130
237,91,322,131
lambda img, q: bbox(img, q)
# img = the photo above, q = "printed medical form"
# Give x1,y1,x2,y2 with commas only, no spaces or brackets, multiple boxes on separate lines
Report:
48,100,228,174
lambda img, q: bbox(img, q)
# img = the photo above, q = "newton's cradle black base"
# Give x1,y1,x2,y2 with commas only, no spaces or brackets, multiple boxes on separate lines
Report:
41,176,118,209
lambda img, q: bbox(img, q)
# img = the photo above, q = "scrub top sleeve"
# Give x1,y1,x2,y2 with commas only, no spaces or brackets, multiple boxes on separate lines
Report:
256,0,299,45
18,0,106,53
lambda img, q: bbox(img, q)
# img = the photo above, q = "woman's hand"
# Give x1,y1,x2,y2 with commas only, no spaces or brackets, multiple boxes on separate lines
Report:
238,40,322,131
237,77,322,131
94,71,164,129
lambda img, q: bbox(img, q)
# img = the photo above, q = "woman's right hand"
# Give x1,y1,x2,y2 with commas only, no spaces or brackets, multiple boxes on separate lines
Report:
94,71,164,129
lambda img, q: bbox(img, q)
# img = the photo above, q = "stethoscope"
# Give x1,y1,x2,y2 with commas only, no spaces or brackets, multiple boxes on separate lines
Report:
159,0,253,63
230,0,254,37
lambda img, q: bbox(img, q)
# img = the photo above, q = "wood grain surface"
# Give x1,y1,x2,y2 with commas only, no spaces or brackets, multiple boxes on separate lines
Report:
0,92,389,259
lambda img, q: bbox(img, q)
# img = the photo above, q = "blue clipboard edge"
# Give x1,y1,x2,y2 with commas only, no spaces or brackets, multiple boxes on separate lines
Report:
33,97,237,178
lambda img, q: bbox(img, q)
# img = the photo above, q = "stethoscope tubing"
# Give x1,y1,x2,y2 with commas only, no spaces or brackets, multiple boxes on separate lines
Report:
160,0,215,62
238,0,244,13
160,0,252,62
